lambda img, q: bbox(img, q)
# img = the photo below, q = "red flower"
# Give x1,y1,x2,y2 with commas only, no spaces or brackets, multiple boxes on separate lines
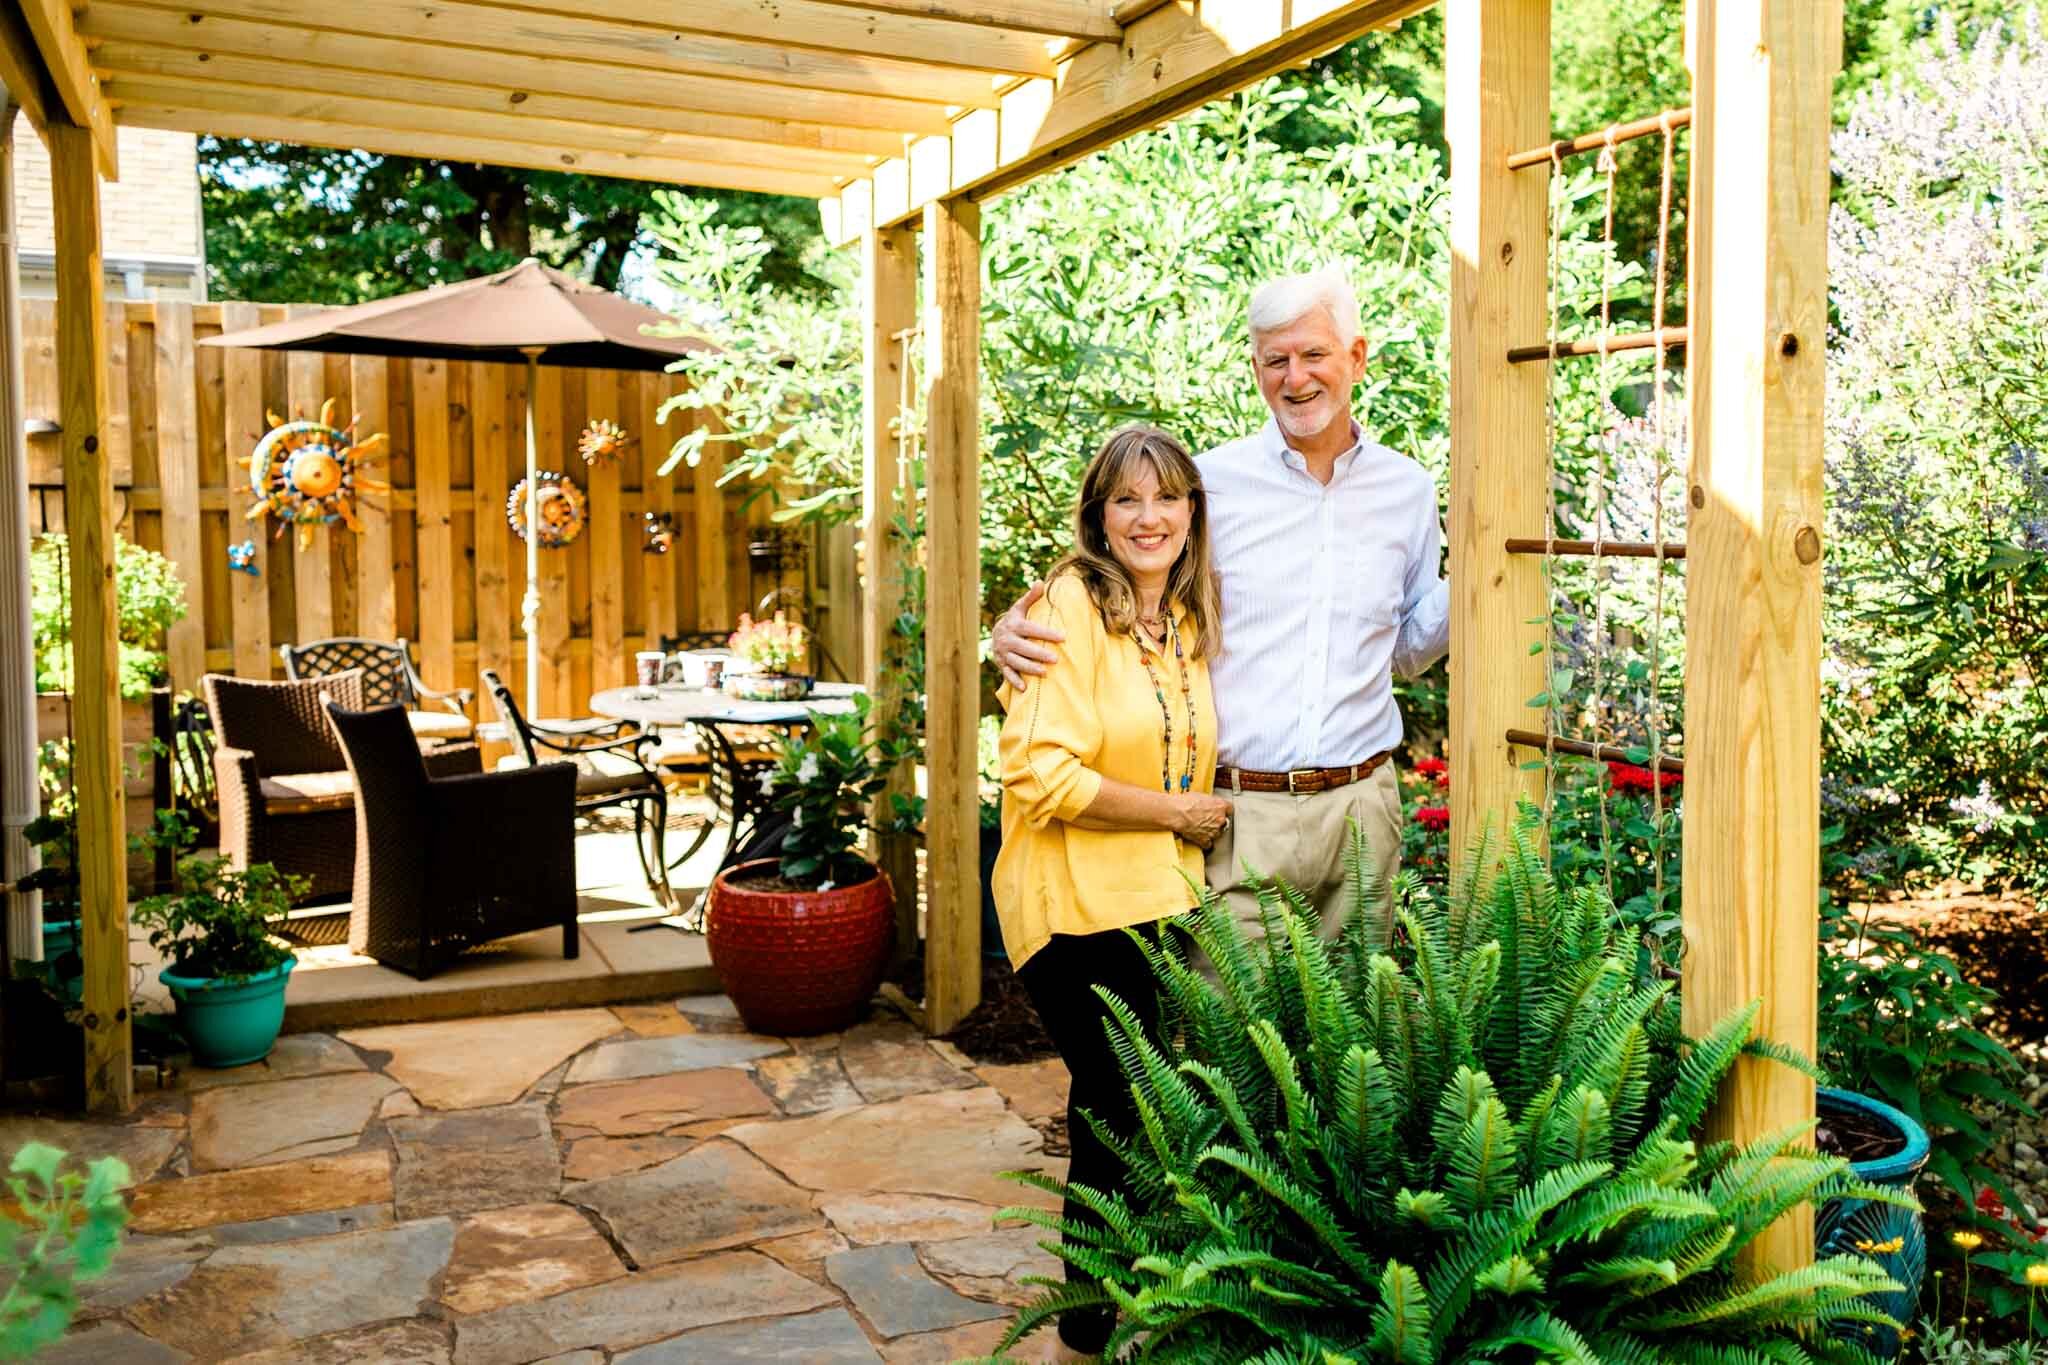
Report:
1416,756,1450,789
1414,806,1450,831
1606,761,1682,795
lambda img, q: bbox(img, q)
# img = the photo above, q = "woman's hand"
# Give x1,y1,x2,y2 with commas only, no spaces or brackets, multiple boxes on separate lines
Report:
992,581,1065,690
1172,793,1233,849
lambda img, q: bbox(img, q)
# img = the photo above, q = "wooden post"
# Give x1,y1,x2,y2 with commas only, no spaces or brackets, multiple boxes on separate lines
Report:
921,197,981,1034
153,302,203,691
50,119,131,1113
1681,0,1838,1276
863,223,921,966
1445,0,1552,861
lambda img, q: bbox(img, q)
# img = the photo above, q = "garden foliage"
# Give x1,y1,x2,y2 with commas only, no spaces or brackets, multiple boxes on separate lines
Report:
996,817,1904,1362
0,1143,128,1359
29,534,187,701
133,820,300,982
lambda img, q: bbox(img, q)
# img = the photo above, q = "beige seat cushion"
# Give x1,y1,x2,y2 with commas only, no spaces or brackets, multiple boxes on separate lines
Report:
261,770,355,814
576,768,657,798
407,709,474,741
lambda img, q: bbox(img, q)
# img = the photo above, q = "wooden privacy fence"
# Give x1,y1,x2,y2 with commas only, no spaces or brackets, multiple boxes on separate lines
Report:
21,299,858,716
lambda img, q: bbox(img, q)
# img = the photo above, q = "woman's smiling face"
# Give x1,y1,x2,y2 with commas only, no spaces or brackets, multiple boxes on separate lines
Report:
1101,458,1191,585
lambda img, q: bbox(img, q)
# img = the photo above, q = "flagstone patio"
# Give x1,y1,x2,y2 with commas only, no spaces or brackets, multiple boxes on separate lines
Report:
8,995,1077,1364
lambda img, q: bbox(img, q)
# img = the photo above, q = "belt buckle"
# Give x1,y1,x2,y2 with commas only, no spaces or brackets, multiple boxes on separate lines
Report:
1286,767,1318,794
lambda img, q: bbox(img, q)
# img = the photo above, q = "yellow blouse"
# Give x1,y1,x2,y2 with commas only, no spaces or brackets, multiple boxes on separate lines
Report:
993,572,1217,969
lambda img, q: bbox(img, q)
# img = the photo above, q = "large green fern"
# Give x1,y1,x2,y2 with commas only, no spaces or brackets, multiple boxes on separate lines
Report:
993,809,1909,1364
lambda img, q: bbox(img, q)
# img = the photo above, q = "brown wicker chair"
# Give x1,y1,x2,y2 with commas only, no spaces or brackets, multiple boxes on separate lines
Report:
281,636,475,743
326,701,578,978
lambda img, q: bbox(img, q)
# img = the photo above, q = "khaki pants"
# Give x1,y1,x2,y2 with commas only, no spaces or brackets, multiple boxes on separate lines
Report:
1202,761,1403,950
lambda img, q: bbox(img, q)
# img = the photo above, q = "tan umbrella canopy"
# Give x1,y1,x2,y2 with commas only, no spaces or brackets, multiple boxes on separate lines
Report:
203,259,712,714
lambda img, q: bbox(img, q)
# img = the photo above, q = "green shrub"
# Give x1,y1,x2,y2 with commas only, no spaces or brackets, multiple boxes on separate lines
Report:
996,815,1904,1362
0,1143,129,1358
29,533,187,701
133,834,300,981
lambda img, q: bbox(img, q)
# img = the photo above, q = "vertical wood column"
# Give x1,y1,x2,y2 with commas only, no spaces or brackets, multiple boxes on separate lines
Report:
1,103,43,968
1445,0,1552,859
1681,0,1838,1276
921,198,981,1034
50,119,131,1113
862,223,921,965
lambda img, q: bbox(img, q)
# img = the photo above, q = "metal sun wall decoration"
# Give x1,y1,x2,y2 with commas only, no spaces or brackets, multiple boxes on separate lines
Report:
242,399,389,549
507,471,588,548
578,418,635,467
642,511,678,555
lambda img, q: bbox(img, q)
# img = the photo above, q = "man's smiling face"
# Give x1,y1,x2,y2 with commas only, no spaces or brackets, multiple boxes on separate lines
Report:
1252,308,1370,444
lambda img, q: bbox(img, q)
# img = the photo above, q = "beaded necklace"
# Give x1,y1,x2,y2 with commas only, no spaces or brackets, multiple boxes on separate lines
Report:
1131,606,1198,793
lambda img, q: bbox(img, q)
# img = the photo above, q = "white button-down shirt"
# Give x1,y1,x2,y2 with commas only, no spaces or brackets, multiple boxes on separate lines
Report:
1200,420,1449,771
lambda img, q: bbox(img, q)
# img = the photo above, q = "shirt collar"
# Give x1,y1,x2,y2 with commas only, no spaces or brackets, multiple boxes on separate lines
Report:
1265,418,1367,478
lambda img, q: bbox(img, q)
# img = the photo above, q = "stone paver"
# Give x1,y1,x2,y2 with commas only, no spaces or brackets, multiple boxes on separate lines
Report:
880,1318,1060,1364
210,1203,392,1246
183,1033,366,1091
44,1321,191,1363
568,1141,821,1265
79,1235,209,1314
838,1017,978,1104
973,1060,1070,1122
189,1071,399,1171
610,1003,695,1037
821,1193,1004,1245
728,1087,1064,1207
451,1251,836,1365
617,1307,882,1363
340,1010,621,1109
676,993,740,1022
129,1152,393,1234
827,1243,1008,1339
918,1226,1062,1307
562,1032,787,1084
125,1218,455,1358
222,1318,452,1364
440,1203,625,1314
554,1068,774,1138
756,1225,852,1280
755,1051,864,1115
389,1105,560,1220
562,1134,695,1181
0,1116,181,1185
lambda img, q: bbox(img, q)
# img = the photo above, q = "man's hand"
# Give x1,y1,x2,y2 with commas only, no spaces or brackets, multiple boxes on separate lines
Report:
991,581,1065,690
1171,793,1233,850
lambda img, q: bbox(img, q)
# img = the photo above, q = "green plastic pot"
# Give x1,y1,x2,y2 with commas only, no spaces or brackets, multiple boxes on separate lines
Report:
159,957,296,1069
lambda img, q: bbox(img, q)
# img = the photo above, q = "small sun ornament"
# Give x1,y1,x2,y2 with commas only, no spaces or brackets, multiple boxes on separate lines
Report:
642,511,678,555
227,539,260,578
577,418,634,468
241,399,389,550
507,471,588,549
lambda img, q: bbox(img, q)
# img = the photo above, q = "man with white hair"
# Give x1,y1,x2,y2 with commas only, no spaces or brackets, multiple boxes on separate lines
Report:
992,264,1449,943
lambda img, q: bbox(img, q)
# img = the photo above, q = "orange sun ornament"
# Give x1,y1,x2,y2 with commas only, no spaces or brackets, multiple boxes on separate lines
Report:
577,418,634,467
241,399,389,549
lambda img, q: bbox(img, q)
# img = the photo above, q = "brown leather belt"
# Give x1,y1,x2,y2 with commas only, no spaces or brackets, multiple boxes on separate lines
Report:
1218,751,1393,795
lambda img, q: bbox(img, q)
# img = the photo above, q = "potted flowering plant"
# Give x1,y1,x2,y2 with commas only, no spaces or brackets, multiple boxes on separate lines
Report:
705,694,898,1034
724,610,811,702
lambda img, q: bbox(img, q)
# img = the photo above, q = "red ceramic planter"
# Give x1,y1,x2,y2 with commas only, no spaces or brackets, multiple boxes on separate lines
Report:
705,858,895,1035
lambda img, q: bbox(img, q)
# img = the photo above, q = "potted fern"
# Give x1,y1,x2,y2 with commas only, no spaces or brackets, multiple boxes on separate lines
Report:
704,694,897,1035
136,844,305,1069
996,811,1911,1361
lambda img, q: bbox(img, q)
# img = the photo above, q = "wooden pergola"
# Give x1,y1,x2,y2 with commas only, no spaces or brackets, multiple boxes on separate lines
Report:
2,0,1835,1273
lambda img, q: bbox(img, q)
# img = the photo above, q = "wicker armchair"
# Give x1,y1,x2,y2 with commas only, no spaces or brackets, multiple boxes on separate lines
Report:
478,668,674,908
326,701,578,978
281,637,475,743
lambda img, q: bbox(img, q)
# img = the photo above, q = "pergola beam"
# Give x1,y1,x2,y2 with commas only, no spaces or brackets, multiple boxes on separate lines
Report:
105,75,879,178
92,0,1004,109
18,0,118,176
0,6,56,130
93,45,909,158
79,6,959,136
827,0,1439,243
117,105,847,196
799,0,1122,43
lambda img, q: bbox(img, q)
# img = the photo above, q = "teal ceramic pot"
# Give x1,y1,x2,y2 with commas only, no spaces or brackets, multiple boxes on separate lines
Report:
41,918,79,960
159,957,297,1069
1817,1085,1932,1360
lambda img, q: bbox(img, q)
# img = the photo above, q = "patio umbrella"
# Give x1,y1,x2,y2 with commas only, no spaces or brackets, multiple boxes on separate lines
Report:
202,259,711,715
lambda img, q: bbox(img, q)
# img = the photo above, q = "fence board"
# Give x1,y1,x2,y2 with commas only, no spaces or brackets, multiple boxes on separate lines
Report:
411,358,456,695
473,363,512,695
352,356,397,641
154,304,204,690
285,307,333,640
587,373,625,694
219,302,271,680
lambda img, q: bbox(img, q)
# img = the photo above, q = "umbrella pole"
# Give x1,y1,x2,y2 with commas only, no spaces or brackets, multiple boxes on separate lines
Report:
521,347,544,717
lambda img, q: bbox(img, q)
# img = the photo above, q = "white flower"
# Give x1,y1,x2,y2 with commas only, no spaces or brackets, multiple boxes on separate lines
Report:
819,879,835,892
796,753,820,784
757,771,776,796
792,806,803,827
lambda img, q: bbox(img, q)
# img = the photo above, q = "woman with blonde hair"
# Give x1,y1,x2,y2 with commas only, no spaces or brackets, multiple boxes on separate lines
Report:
994,424,1231,1359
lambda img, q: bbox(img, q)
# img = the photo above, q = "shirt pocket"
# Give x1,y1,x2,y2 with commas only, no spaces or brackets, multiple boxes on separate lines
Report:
1337,540,1405,673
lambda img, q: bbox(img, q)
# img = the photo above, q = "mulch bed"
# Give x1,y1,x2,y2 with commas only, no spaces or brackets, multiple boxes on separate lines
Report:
890,949,1059,1066
1866,891,2048,1048
1816,1100,1908,1164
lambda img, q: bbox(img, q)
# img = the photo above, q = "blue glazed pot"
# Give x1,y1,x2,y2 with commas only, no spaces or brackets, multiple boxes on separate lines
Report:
159,957,296,1069
1817,1085,1932,1360
41,918,79,960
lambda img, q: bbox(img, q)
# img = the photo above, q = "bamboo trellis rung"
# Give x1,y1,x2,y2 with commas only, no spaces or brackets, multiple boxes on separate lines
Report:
1504,728,1685,776
1504,538,1687,559
1507,106,1693,170
1507,325,1689,365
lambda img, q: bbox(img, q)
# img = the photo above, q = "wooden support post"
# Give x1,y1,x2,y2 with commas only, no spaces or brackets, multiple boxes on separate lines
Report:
50,119,131,1113
1446,0,1551,855
1681,0,1838,1276
921,197,981,1034
153,302,203,691
863,223,921,967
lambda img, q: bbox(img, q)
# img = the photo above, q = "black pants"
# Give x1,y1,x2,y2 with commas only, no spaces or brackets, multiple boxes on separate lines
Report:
1016,925,1165,1355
